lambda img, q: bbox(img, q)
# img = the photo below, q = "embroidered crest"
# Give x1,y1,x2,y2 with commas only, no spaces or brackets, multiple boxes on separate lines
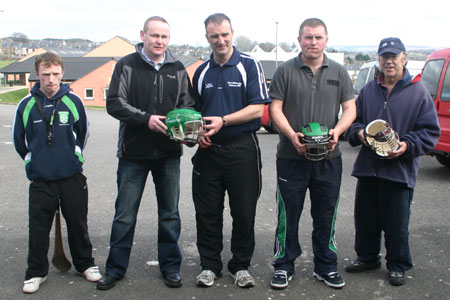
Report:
58,111,69,124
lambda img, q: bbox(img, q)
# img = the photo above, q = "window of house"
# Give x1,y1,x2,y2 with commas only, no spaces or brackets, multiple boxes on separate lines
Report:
84,88,94,100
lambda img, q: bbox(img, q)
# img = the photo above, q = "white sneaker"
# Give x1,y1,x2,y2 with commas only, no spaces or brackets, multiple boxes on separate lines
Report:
23,276,47,294
231,270,255,288
196,270,216,287
79,266,102,282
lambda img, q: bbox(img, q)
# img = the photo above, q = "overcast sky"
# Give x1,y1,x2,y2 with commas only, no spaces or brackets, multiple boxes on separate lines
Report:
1,0,449,49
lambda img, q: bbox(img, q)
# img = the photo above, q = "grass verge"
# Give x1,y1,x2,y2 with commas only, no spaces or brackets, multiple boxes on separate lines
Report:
0,88,29,104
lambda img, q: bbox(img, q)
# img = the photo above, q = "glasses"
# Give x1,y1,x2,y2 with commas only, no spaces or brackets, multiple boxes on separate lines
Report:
380,53,400,60
144,32,169,40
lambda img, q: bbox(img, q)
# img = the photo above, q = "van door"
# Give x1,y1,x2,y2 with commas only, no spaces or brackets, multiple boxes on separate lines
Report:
422,58,450,154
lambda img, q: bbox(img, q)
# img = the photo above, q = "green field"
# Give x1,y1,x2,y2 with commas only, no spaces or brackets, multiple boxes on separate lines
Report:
0,88,28,104
0,60,15,70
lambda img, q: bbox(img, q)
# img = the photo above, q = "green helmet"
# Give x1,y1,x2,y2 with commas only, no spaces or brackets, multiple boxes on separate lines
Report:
166,109,204,143
301,122,331,161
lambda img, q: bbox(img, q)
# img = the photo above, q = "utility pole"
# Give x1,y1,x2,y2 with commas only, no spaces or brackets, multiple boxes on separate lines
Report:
275,21,279,69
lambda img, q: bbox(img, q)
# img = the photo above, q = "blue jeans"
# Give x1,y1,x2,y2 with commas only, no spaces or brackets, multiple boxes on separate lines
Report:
105,157,182,278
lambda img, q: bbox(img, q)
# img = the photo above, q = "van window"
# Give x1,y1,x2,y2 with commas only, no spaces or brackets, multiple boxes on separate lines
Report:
441,65,450,101
354,67,370,94
422,59,445,100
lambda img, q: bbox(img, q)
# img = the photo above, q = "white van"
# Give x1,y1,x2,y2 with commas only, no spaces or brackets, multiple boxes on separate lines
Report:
354,60,425,94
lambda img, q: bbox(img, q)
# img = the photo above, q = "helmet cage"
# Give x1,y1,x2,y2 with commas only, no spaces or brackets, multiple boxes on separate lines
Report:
166,109,204,143
301,123,331,161
364,119,399,158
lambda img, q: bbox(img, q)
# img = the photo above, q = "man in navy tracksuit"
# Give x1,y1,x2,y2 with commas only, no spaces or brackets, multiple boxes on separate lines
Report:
13,52,101,294
344,37,440,286
190,13,270,288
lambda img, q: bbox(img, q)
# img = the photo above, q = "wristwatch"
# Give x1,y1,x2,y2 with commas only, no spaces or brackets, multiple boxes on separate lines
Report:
222,116,227,126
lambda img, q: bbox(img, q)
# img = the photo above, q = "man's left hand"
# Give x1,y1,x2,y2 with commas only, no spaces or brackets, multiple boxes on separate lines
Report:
327,129,339,152
387,141,407,159
202,116,223,137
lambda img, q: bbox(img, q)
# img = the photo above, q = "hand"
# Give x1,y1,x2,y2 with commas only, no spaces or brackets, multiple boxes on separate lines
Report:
198,136,213,149
290,132,307,154
358,129,368,146
148,115,167,134
202,116,223,137
387,141,407,159
327,129,339,152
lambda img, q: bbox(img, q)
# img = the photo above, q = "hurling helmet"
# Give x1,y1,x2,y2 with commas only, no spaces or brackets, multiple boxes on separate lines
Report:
301,122,331,161
364,119,399,158
166,108,204,143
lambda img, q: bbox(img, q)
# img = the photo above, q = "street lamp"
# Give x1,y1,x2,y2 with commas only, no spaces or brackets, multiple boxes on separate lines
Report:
275,21,279,69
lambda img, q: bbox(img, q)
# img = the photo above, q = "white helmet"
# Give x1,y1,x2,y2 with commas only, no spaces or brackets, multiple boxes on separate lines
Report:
364,119,399,158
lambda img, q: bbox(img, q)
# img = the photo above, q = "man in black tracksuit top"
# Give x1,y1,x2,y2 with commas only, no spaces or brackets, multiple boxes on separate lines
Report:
13,52,101,294
97,16,195,291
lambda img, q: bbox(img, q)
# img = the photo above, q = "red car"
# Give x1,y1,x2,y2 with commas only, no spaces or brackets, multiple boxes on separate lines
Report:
261,104,278,133
421,48,450,167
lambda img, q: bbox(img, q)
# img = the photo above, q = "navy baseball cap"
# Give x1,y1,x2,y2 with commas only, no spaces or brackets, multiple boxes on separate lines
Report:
378,37,405,56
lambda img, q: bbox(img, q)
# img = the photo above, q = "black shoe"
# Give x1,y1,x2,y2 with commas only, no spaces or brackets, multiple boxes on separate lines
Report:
271,270,294,290
345,260,381,273
163,272,182,288
388,271,405,286
313,271,345,289
96,274,117,290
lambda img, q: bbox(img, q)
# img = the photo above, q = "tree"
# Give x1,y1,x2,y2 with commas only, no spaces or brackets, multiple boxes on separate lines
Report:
234,35,257,52
259,42,275,52
279,42,291,52
355,53,370,61
11,32,30,44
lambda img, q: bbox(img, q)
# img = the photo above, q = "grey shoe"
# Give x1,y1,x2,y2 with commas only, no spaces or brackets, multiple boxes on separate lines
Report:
231,270,255,288
196,270,217,287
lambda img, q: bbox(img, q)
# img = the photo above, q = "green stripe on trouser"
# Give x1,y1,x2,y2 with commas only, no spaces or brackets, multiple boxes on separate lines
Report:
274,184,286,258
328,195,340,253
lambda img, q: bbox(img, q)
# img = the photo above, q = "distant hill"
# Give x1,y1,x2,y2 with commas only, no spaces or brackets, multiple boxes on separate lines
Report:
330,45,444,53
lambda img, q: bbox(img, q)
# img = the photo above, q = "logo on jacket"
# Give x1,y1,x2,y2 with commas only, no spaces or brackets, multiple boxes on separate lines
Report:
227,81,242,87
58,111,69,124
205,83,214,89
166,74,176,80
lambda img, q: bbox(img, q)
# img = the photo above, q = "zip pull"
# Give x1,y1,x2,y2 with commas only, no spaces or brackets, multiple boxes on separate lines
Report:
384,101,387,109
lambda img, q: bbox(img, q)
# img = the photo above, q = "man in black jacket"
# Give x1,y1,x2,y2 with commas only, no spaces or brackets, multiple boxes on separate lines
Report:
97,16,195,290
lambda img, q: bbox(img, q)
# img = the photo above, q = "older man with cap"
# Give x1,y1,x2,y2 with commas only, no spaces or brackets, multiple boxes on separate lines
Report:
344,37,440,286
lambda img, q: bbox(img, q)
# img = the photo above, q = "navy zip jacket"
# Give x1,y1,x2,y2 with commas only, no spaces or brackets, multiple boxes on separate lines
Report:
345,69,440,188
106,43,195,160
13,83,89,181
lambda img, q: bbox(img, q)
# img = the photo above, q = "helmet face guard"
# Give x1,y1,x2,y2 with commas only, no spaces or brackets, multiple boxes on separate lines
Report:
364,119,399,158
166,109,204,143
301,122,331,161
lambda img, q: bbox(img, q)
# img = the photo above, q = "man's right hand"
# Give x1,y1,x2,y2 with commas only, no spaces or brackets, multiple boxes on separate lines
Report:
198,136,213,149
148,115,167,134
290,132,307,154
358,129,368,146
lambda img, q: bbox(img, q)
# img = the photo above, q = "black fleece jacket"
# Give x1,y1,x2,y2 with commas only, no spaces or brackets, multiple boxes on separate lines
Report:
107,43,195,160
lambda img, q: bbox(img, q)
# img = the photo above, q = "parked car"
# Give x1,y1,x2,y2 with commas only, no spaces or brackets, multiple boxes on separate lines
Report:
420,48,450,167
261,104,278,133
354,60,425,94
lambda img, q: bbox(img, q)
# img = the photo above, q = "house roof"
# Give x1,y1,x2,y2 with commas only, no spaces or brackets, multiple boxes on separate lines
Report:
1,56,117,81
83,36,135,57
176,54,202,68
19,47,90,62
28,57,117,81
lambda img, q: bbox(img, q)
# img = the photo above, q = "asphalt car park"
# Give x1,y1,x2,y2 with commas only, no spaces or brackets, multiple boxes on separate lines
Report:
1,105,449,300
